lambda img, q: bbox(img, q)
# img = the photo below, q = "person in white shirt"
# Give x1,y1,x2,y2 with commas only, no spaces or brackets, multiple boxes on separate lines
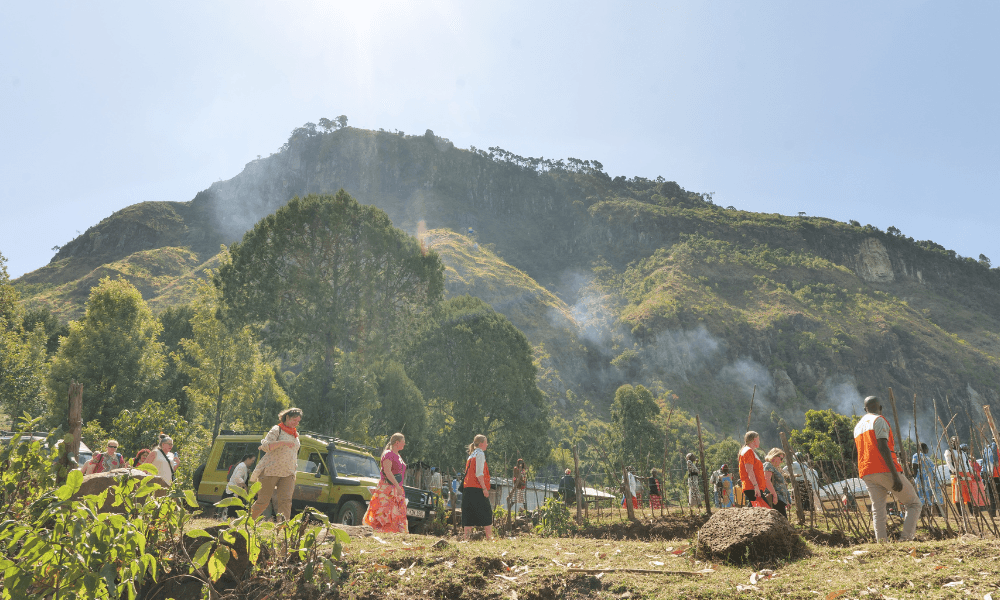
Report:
786,452,823,512
945,437,986,515
150,435,180,485
216,454,256,519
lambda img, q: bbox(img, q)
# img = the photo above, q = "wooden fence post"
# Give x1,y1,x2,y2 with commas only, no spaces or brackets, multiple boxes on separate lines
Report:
779,431,804,526
696,415,711,517
573,443,584,522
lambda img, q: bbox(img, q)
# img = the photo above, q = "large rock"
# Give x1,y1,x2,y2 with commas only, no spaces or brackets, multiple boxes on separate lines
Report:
697,508,807,564
72,468,170,513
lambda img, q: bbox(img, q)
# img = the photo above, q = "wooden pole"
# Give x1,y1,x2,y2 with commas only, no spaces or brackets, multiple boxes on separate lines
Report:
660,405,675,518
58,381,84,484
985,406,1000,448
696,415,711,517
746,385,757,433
779,431,804,526
573,443,583,522
623,464,636,521
887,388,910,478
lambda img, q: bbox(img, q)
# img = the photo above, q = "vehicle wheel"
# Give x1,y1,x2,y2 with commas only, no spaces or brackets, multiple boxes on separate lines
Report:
193,464,206,493
337,500,365,526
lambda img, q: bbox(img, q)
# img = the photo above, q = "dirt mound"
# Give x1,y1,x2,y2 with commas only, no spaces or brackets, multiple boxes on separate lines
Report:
800,527,850,547
578,514,709,540
697,508,807,564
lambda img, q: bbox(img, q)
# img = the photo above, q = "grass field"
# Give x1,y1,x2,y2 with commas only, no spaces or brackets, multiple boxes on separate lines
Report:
184,510,1000,600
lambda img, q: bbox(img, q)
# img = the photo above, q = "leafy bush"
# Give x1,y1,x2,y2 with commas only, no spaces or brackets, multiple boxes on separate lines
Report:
533,496,576,537
0,418,351,599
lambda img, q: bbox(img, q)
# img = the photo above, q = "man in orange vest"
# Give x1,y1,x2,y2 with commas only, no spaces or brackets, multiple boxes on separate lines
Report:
853,395,921,542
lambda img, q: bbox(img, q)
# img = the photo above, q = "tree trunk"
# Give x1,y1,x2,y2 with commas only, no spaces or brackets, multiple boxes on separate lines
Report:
213,358,226,441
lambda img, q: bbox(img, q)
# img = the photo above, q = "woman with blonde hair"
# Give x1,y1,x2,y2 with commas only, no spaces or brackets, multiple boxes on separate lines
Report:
763,448,790,517
363,433,409,533
250,407,302,520
462,434,493,540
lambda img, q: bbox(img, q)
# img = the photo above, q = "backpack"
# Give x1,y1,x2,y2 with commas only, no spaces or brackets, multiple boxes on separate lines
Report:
227,463,237,480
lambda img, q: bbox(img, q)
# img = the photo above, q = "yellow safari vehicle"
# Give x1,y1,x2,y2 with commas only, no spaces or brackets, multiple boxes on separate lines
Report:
194,430,436,529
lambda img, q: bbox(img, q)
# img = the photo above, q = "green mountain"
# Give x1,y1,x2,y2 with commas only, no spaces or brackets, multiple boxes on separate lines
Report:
15,125,1000,441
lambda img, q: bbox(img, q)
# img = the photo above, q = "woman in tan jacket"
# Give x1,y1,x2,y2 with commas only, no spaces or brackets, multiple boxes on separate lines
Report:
250,408,302,520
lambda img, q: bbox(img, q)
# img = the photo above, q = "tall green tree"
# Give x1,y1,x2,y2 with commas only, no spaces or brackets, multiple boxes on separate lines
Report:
406,295,551,471
217,191,444,419
370,360,428,460
0,252,48,421
157,304,195,416
45,277,165,429
290,350,378,443
610,384,661,471
790,408,861,468
177,272,289,441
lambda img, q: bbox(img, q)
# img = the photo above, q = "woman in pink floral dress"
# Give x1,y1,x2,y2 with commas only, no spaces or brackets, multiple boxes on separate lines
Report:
363,433,408,533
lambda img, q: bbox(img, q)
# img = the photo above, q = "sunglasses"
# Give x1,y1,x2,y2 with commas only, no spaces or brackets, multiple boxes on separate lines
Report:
108,445,118,449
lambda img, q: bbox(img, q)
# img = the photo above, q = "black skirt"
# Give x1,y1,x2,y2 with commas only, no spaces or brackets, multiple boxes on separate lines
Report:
461,486,494,527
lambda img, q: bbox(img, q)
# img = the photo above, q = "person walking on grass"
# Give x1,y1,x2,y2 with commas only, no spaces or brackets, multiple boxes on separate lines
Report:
559,468,576,505
763,448,790,518
363,433,409,533
217,454,256,519
853,395,921,542
686,453,702,508
911,442,944,517
250,407,302,521
462,434,493,541
739,431,769,508
945,437,986,516
716,464,735,508
510,458,528,514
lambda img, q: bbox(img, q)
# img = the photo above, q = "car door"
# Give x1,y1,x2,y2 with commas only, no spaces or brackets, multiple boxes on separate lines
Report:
292,449,334,513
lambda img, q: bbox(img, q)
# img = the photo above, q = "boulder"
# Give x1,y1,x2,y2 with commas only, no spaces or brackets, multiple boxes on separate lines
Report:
697,507,807,564
72,468,170,513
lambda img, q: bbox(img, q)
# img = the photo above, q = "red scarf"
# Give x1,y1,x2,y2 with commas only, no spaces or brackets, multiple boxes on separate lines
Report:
278,422,298,438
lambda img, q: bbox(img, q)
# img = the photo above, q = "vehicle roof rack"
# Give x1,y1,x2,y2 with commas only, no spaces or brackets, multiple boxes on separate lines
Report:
302,431,379,454
216,429,379,454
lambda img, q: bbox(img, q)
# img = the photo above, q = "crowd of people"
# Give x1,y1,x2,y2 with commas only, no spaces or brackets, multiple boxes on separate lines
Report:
76,396,1000,544
81,433,179,485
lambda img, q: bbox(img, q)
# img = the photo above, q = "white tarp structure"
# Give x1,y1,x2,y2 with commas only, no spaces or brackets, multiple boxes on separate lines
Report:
489,477,615,510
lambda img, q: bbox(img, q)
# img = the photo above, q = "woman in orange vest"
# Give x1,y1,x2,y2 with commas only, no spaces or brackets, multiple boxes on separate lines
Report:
462,434,493,541
739,431,770,508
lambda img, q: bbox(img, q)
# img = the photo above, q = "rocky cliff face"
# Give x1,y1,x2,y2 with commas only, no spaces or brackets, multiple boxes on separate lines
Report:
16,126,1000,441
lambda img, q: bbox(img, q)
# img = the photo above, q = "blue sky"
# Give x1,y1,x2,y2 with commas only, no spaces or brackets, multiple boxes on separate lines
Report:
2,1,998,279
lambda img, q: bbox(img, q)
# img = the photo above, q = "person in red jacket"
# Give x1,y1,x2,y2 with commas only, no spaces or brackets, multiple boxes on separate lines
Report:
853,395,921,542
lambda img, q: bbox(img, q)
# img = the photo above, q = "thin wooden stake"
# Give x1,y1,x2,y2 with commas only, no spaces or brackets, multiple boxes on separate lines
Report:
696,415,711,517
779,431,804,526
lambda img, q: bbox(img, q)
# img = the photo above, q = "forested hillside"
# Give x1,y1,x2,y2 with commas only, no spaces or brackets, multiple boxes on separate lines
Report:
12,123,1000,456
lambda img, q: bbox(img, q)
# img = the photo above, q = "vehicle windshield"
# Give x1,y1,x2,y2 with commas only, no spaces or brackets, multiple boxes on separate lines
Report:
327,450,380,479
